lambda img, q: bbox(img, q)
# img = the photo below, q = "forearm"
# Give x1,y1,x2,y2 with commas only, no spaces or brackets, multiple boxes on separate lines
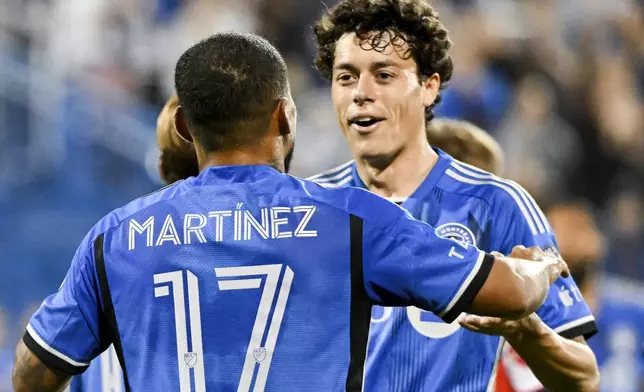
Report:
12,339,71,392
505,315,600,392
502,257,555,318
468,254,562,320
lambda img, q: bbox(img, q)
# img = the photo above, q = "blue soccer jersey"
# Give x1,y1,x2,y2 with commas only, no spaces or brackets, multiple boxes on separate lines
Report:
309,149,597,392
24,165,495,391
69,346,123,392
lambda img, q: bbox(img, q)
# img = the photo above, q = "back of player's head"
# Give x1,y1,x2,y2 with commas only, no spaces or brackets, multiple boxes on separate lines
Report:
426,119,504,175
313,0,453,121
174,32,291,152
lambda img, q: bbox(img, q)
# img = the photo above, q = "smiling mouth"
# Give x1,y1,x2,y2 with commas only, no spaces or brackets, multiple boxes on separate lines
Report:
348,117,385,131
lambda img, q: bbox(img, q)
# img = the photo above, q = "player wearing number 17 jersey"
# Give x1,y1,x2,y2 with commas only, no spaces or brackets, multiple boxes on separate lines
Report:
12,33,569,392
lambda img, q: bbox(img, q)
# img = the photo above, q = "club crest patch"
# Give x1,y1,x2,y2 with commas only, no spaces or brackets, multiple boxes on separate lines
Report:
435,223,476,247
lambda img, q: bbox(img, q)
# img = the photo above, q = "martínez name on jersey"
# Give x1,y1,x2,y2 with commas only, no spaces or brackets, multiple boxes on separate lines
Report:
128,205,317,250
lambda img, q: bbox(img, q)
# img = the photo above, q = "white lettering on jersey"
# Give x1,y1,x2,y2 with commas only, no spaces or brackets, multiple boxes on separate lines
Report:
156,215,181,246
128,206,318,250
293,206,318,237
244,209,270,240
128,216,154,250
270,207,292,239
448,246,465,259
184,214,207,245
208,210,233,242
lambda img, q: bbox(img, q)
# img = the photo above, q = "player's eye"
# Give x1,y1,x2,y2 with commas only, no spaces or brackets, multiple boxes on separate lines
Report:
336,73,356,84
377,72,393,81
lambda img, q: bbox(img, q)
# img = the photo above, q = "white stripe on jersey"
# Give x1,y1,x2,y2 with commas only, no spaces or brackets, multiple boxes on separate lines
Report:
313,167,353,184
317,175,354,188
450,160,550,234
553,315,596,334
445,168,539,235
306,160,354,182
26,324,89,368
439,250,487,318
445,167,540,236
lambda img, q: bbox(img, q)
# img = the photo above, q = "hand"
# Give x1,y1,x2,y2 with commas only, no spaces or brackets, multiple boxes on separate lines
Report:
507,245,570,283
458,313,544,340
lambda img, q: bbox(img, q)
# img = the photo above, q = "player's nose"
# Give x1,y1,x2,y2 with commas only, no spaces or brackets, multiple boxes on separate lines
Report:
352,77,375,105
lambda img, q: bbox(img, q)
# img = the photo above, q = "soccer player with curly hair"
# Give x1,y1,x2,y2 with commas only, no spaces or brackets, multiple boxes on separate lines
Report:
310,1,599,391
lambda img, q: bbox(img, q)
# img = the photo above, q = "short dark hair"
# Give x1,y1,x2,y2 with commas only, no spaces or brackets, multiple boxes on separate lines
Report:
174,32,289,152
313,0,453,121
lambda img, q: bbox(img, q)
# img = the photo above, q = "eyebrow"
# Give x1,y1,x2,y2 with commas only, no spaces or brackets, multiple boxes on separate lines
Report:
333,60,400,74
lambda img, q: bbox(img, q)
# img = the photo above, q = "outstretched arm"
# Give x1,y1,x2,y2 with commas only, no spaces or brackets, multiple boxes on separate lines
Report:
461,313,599,392
505,318,599,392
13,339,71,392
466,246,569,320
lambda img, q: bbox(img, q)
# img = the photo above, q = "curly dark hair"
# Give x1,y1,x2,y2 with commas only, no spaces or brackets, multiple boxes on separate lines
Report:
313,0,453,121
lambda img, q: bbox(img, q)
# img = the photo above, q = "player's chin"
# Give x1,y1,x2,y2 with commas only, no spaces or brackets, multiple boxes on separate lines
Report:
353,140,398,162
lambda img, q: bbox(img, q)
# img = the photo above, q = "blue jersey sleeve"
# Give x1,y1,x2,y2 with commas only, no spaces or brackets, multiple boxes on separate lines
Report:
491,187,597,339
361,208,495,324
23,244,107,375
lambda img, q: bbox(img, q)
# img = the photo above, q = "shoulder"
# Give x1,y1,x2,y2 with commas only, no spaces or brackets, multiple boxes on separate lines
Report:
75,181,188,257
306,160,355,188
441,159,550,236
290,175,408,232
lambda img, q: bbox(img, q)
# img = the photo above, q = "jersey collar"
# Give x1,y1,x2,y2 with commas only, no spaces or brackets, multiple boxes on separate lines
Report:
187,165,281,187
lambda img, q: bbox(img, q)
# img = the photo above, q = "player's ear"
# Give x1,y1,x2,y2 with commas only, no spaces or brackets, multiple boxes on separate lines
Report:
421,73,441,108
174,106,194,144
275,98,294,138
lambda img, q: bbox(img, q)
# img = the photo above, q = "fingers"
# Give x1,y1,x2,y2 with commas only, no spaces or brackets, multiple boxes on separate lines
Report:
558,258,571,278
458,315,503,327
458,315,507,336
458,321,480,333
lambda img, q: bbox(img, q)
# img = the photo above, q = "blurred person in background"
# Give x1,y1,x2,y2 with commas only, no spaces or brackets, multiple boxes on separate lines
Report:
603,189,644,285
425,118,504,175
309,0,598,391
154,94,199,185
495,73,582,206
68,94,198,391
497,203,644,392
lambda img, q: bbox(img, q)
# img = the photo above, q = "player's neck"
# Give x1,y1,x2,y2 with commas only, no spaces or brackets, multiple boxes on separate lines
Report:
197,145,285,173
354,140,438,199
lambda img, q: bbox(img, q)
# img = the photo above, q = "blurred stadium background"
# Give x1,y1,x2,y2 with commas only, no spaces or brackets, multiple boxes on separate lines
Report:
0,0,643,389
